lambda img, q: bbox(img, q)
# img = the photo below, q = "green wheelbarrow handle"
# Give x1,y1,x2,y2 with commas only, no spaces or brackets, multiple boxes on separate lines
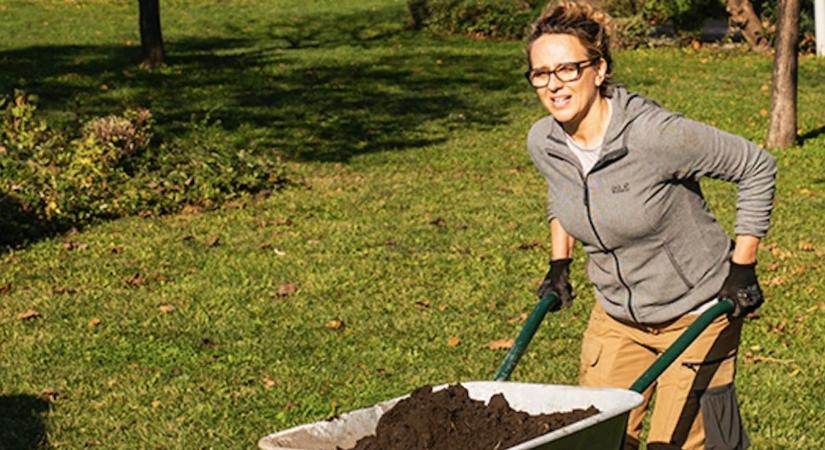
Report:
494,292,561,381
493,295,736,389
629,297,734,393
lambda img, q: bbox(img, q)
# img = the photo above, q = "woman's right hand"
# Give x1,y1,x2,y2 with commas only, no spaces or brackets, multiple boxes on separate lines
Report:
537,258,576,311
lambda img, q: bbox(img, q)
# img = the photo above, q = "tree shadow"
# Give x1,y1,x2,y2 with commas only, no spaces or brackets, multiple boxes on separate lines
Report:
0,5,521,249
0,395,50,450
798,125,825,146
0,192,65,250
0,5,516,163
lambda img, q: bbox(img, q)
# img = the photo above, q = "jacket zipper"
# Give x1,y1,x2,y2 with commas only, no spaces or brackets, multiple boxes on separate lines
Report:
545,145,638,323
581,172,638,323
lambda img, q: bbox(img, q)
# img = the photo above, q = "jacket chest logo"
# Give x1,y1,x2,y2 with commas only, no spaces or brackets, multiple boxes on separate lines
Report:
611,182,630,194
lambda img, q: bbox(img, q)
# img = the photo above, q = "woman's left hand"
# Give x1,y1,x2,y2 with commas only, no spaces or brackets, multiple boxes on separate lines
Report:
719,261,764,318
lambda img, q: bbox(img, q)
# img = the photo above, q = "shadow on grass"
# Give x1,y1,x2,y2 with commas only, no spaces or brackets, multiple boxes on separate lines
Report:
0,5,516,162
0,5,520,249
798,125,825,146
0,395,50,450
0,192,64,250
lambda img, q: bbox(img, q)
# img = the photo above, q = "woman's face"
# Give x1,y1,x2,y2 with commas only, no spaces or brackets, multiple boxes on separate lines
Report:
529,33,606,127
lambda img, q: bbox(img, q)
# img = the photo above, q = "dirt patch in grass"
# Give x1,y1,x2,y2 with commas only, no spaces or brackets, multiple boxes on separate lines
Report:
341,384,599,450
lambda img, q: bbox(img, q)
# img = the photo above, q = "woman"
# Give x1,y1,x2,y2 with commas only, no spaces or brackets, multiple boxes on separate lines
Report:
525,2,776,449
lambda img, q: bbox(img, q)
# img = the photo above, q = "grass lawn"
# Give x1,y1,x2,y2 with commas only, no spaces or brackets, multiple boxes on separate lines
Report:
2,0,825,448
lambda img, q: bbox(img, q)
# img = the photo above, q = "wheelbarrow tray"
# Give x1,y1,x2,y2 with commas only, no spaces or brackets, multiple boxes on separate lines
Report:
258,381,643,450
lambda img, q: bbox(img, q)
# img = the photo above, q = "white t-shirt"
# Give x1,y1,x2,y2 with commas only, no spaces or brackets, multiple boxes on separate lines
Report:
564,100,612,175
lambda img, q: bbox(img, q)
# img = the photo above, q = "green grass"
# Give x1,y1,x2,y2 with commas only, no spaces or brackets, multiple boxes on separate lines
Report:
1,0,825,449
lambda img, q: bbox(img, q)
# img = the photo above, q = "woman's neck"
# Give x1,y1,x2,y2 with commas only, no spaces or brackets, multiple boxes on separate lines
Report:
563,96,611,149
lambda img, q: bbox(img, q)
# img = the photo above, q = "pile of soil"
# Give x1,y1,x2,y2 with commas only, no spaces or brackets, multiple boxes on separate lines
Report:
341,384,599,450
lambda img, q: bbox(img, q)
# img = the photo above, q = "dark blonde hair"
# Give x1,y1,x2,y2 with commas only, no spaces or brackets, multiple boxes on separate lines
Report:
526,1,614,96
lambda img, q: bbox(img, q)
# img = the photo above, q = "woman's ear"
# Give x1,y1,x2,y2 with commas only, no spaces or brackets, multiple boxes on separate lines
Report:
596,58,608,86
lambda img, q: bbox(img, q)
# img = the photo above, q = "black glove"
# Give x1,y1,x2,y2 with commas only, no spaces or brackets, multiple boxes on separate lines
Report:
718,261,764,319
537,258,575,311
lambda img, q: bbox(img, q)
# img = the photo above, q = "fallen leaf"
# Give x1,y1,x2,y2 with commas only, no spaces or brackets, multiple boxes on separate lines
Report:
18,309,42,321
126,273,145,286
158,305,176,314
151,400,161,409
486,338,514,350
690,39,701,50
222,199,244,209
791,265,808,276
447,335,460,347
63,241,88,251
758,108,768,117
53,287,77,295
517,241,542,251
281,401,297,411
273,248,286,256
798,188,816,198
99,83,109,91
259,242,273,250
429,217,447,228
39,389,60,402
111,245,124,254
325,319,345,330
206,236,221,247
88,318,102,329
768,319,788,335
181,204,203,215
414,300,431,309
798,241,815,252
765,243,792,260
262,376,277,390
508,313,528,324
276,283,297,297
763,276,786,287
438,304,448,312
275,217,293,226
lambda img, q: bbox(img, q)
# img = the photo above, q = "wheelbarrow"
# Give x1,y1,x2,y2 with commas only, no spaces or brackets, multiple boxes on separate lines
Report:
258,295,735,450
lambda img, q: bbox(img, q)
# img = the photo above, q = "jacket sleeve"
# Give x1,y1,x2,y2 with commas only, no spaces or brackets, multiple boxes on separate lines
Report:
647,112,777,237
527,119,557,223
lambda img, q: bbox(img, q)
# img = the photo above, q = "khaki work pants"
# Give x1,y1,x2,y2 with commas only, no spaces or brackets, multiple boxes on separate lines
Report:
579,302,749,450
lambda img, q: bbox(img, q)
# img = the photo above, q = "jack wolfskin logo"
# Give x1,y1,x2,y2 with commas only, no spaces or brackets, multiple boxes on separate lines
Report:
611,182,630,194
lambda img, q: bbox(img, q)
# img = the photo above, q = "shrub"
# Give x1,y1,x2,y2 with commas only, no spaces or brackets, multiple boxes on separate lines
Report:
406,0,730,48
408,0,544,40
0,91,290,244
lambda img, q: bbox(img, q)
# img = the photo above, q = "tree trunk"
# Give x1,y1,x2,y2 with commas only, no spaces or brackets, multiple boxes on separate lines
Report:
726,0,770,51
139,0,165,69
766,0,801,148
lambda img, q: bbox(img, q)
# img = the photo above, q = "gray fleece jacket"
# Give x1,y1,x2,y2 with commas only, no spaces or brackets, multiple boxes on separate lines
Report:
528,86,776,324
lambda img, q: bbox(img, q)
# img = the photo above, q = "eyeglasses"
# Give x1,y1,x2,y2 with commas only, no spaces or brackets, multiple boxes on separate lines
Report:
525,58,599,89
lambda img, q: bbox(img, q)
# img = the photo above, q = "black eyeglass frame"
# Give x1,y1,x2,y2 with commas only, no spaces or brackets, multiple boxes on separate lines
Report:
525,58,600,88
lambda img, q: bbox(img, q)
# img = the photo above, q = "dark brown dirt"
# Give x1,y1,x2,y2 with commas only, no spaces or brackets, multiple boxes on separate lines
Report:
340,384,599,450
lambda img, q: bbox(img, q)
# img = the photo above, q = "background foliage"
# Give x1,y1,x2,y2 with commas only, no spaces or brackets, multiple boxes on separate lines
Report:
407,0,817,48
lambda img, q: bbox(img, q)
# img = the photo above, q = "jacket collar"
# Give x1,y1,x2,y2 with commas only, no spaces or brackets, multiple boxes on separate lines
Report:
543,85,640,174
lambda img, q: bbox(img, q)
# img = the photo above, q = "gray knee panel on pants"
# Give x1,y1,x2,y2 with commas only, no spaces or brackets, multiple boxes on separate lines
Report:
701,384,750,450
